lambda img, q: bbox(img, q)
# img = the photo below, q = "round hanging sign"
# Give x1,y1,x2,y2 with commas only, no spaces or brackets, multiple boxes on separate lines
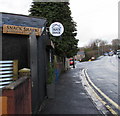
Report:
49,22,64,36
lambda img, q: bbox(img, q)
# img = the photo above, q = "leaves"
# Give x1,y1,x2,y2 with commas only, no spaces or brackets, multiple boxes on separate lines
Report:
47,63,55,84
29,2,78,58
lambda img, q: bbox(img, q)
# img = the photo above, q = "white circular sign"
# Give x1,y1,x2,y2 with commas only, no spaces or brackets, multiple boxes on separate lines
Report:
49,22,64,36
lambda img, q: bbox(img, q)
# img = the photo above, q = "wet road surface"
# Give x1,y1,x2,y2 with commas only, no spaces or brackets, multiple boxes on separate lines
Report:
76,55,119,112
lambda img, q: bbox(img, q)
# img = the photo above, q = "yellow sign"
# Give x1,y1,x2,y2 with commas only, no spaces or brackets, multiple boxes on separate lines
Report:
3,24,42,36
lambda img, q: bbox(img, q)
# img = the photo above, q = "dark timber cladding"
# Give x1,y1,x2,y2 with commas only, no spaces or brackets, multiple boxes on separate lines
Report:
2,13,46,69
1,13,50,114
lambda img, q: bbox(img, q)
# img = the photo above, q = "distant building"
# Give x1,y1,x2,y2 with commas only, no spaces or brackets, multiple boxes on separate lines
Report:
75,51,85,61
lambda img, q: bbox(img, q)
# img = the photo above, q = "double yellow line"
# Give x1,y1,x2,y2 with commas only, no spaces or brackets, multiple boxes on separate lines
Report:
84,69,120,115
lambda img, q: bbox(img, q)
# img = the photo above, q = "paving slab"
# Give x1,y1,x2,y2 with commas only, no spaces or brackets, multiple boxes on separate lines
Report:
39,67,101,114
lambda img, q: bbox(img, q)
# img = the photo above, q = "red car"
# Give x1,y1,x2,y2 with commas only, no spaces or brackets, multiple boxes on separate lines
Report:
69,58,74,65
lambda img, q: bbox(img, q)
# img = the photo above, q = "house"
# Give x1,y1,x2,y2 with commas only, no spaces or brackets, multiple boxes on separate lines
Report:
75,51,85,61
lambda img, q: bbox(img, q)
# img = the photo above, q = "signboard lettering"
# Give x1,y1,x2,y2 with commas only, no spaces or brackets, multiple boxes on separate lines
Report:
3,24,42,36
49,22,64,36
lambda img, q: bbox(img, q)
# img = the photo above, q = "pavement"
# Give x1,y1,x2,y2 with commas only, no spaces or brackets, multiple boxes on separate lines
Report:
39,67,102,115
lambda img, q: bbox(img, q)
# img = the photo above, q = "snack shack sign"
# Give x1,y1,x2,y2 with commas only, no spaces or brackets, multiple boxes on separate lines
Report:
49,22,64,36
3,24,42,36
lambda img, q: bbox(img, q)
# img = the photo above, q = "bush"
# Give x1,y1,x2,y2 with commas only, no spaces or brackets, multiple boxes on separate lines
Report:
47,63,55,84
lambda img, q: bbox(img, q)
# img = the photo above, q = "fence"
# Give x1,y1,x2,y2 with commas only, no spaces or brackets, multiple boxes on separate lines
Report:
1,76,32,114
0,60,18,88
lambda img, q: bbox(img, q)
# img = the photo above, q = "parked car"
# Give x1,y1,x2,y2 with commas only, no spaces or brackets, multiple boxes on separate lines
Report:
118,54,120,59
108,51,114,56
116,50,120,59
91,57,95,60
104,52,108,56
117,49,120,55
69,58,74,66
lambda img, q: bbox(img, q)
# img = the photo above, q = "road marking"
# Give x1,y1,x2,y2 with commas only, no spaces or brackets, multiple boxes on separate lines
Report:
83,69,118,116
85,69,120,111
81,69,109,115
81,69,118,116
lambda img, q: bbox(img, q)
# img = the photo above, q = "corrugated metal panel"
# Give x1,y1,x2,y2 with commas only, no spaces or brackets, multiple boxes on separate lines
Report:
0,64,13,67
0,71,13,74
0,74,13,78
0,67,13,71
0,60,14,88
0,61,13,63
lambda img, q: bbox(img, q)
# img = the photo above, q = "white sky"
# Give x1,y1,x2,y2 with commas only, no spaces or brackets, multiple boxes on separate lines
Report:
70,0,119,47
0,0,119,47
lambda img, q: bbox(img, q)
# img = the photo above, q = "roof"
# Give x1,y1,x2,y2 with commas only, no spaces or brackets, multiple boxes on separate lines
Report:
1,12,47,28
77,51,85,55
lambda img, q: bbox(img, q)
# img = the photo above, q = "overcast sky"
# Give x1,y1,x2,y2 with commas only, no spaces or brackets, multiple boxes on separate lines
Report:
70,0,118,47
0,0,119,47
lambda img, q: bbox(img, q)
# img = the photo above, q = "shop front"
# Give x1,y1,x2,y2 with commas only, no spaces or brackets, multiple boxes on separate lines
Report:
1,12,53,114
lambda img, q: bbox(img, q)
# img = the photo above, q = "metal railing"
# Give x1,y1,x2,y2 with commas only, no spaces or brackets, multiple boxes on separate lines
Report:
0,60,18,88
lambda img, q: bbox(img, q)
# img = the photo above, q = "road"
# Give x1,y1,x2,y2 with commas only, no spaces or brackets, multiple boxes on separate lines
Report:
76,55,119,112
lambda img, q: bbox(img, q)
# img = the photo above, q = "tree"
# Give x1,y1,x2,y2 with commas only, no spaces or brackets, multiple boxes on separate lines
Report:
81,39,109,61
111,39,120,51
29,2,78,58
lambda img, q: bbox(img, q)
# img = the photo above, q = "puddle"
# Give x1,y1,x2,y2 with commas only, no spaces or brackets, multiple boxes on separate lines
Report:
97,78,103,81
80,92,85,95
74,81,81,84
